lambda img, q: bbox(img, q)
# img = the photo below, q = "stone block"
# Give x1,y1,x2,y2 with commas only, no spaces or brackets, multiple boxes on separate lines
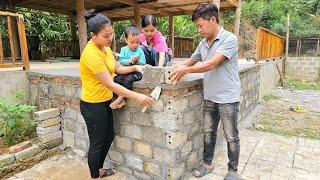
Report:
43,138,63,149
134,171,152,180
75,136,89,152
133,140,153,158
63,119,76,132
144,161,162,176
188,91,203,108
8,140,32,154
180,141,192,157
109,150,124,163
113,110,131,124
132,113,152,126
154,147,179,166
142,127,166,148
121,124,142,140
34,108,60,121
150,99,164,112
0,154,15,168
115,136,132,151
164,98,189,113
165,131,188,149
38,117,61,128
183,110,195,126
39,130,63,143
36,124,61,135
164,67,187,85
63,130,75,148
14,144,42,162
126,154,143,171
63,107,78,121
143,66,165,84
167,163,186,180
187,152,198,170
153,113,182,131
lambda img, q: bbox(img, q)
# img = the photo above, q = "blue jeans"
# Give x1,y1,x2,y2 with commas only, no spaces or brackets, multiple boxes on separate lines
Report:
203,100,240,172
140,45,172,66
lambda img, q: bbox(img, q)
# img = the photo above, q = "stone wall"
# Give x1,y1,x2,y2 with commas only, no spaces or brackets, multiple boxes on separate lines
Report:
287,57,320,82
27,63,277,179
239,65,260,120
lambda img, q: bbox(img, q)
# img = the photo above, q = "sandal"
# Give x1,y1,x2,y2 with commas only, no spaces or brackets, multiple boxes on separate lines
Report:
100,168,117,177
192,164,214,178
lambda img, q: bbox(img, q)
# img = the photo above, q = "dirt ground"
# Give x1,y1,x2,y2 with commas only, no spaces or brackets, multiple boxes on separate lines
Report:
248,88,320,140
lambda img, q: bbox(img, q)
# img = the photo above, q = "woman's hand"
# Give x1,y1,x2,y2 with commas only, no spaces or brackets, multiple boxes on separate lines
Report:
135,93,153,106
134,65,144,74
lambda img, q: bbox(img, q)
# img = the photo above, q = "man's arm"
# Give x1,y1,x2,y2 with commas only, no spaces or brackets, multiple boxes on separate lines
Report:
188,53,226,73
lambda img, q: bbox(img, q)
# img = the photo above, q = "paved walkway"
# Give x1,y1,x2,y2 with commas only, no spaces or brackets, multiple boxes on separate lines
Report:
7,128,320,180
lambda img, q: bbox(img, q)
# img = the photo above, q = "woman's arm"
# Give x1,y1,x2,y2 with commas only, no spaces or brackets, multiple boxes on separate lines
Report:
95,70,152,106
115,63,143,74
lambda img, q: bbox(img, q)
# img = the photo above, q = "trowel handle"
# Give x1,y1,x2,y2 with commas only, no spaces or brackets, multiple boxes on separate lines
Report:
141,106,148,113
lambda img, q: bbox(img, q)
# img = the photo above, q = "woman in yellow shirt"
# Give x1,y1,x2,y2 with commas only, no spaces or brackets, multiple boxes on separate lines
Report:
80,11,153,179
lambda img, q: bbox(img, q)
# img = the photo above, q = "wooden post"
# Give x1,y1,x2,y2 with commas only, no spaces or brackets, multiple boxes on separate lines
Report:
134,4,141,29
169,15,174,58
7,16,17,63
316,37,319,56
0,30,3,64
234,0,242,37
8,0,21,58
112,27,117,52
213,0,220,11
76,0,87,54
284,13,290,75
17,16,30,71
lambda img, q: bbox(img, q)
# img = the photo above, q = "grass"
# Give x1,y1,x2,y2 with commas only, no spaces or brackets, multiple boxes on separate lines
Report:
263,94,281,101
282,76,320,91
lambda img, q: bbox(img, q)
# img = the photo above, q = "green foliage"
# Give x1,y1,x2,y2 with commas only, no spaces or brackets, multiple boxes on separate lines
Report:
263,94,280,101
0,91,37,145
285,76,320,90
242,0,320,36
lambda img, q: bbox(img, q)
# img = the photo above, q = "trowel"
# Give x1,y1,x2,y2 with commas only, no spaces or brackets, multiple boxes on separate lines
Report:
141,86,161,113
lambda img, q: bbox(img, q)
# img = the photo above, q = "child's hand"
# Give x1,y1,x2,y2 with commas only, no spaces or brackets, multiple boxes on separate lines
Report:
134,65,144,74
131,56,139,64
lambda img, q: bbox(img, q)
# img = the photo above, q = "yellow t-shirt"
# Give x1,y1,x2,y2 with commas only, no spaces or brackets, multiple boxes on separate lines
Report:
80,41,116,103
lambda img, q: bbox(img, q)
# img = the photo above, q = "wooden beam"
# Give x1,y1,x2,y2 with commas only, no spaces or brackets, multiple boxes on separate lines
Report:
76,0,87,54
114,0,136,6
7,16,17,64
0,63,25,68
233,0,241,37
0,11,19,17
169,14,174,57
0,30,3,64
17,16,30,71
8,1,22,58
134,4,141,28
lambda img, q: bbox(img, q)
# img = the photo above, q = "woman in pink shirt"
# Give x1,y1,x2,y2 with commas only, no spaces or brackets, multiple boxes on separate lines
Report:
140,15,172,67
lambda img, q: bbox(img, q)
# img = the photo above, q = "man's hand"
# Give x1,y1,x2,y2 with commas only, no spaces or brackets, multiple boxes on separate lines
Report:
169,65,190,84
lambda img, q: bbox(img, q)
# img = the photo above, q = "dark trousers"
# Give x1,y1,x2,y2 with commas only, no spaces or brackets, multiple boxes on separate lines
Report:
114,72,143,90
140,45,172,66
80,100,114,178
203,100,240,172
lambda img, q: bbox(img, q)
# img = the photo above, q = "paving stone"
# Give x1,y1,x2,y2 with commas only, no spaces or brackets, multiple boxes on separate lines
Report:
8,140,32,154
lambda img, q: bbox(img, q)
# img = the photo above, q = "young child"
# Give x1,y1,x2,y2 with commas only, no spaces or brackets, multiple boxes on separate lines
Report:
110,25,146,109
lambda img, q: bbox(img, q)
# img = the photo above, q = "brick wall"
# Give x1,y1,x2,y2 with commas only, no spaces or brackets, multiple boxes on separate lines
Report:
287,57,320,82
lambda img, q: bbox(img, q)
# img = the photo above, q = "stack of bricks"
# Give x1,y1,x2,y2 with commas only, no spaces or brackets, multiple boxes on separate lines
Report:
34,108,63,146
109,66,204,180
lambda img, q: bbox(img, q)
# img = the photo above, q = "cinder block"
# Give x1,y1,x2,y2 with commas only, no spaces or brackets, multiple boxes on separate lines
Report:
143,66,165,84
34,108,60,121
38,117,61,128
166,163,186,180
165,131,188,150
39,130,63,143
37,124,61,135
164,66,187,85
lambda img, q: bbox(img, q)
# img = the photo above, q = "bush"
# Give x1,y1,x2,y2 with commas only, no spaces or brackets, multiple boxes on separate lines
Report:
0,91,37,145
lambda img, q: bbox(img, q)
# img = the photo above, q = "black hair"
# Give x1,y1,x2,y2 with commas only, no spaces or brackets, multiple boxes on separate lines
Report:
191,3,219,23
141,15,157,28
124,25,141,38
84,9,112,34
